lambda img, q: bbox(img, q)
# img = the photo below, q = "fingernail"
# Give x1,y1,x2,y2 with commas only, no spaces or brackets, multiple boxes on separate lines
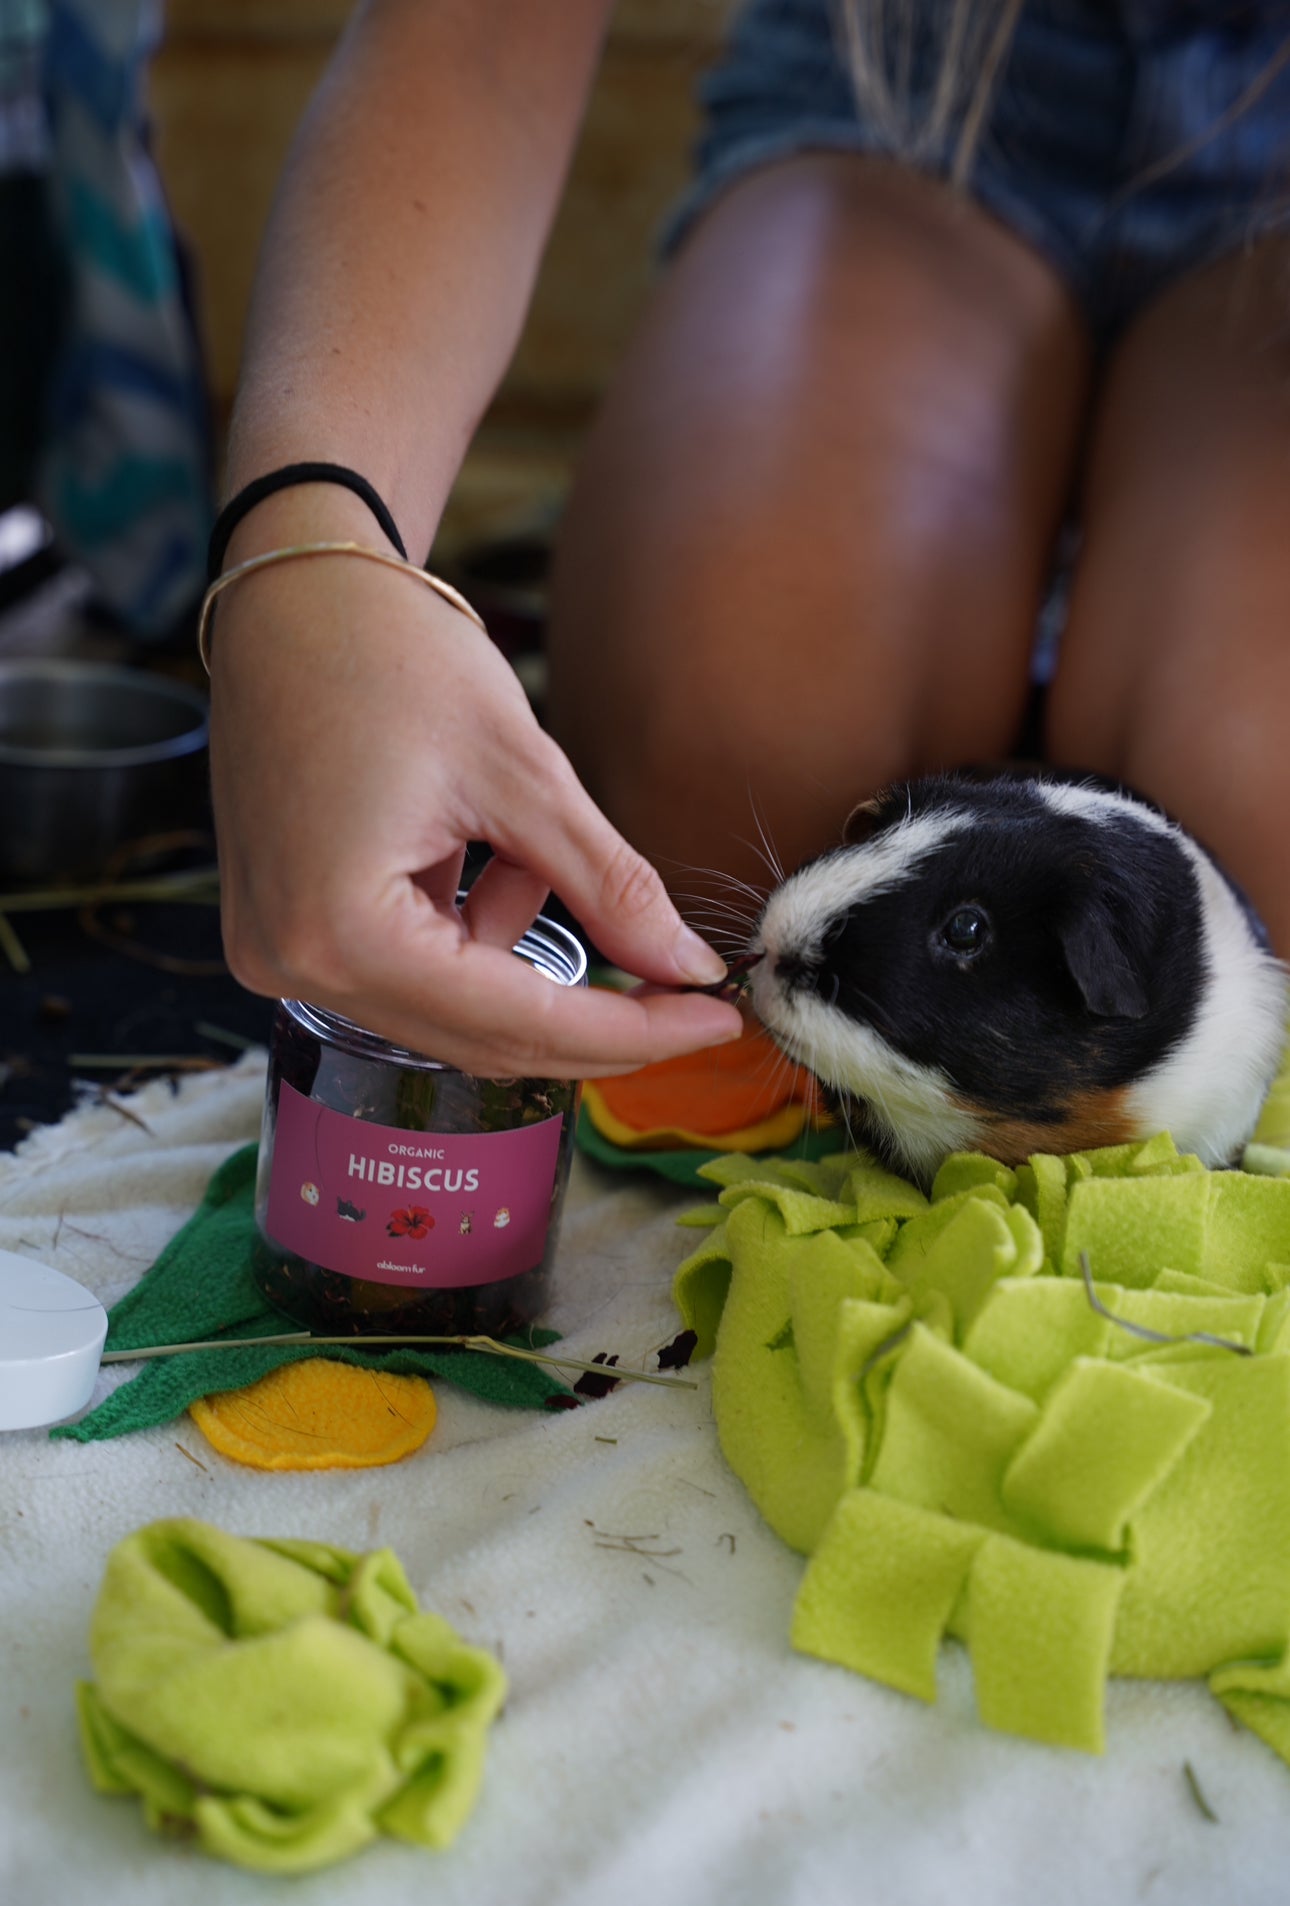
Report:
675,926,727,986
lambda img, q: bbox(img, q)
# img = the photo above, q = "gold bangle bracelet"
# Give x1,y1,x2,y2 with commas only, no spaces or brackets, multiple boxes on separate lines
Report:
197,539,487,674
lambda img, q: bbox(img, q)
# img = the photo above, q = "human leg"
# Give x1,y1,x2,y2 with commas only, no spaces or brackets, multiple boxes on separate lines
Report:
1046,239,1290,954
545,154,1091,905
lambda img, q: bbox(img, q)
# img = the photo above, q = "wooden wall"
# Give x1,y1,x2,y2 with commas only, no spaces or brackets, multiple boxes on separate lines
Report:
149,1,729,548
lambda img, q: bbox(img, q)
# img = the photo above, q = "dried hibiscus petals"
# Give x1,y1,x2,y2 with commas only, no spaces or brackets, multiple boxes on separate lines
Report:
573,1353,622,1400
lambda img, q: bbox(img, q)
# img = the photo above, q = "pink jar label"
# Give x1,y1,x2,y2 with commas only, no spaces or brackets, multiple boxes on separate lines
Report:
265,1081,565,1288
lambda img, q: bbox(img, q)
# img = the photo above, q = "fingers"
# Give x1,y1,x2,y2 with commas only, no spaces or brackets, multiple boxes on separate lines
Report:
460,856,551,952
413,846,469,912
298,906,745,1079
207,555,736,1074
481,734,728,988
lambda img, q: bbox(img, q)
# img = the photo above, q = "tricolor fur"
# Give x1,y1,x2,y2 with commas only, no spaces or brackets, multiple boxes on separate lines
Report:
748,772,1287,1184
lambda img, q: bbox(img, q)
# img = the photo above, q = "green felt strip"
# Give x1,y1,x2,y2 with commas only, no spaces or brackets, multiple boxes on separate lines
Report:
1101,1287,1264,1359
883,1184,1011,1287
674,1204,727,1229
671,1219,735,1362
1252,1042,1290,1148
1212,1688,1290,1769
1258,1287,1290,1355
1027,1152,1070,1267
757,1154,857,1199
1000,1359,1210,1553
964,1535,1124,1754
1207,1175,1290,1295
1242,1143,1290,1179
839,1216,899,1258
717,1181,857,1235
1112,1356,1290,1679
931,1153,1018,1204
792,1491,984,1701
844,1158,931,1221
887,1195,1041,1342
868,1325,1039,1539
1060,1171,1213,1289
709,1204,901,1554
962,1278,1111,1403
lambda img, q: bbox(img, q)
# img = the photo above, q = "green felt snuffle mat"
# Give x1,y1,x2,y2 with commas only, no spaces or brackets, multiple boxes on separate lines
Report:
672,1076,1290,1765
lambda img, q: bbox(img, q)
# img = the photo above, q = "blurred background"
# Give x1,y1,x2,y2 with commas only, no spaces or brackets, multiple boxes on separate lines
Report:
1,0,729,666
0,0,729,1140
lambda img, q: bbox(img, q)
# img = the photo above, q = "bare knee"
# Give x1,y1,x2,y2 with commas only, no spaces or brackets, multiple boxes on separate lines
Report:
548,151,1090,881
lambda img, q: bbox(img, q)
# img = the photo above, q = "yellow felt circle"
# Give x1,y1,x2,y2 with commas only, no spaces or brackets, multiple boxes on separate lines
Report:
190,1359,437,1471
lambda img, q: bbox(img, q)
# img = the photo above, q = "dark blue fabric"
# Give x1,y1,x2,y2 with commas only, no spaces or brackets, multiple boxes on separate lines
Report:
668,0,1290,341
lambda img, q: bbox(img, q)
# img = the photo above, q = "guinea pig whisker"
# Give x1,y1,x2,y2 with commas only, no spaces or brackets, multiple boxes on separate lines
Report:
815,1018,861,1151
817,972,900,1047
736,805,788,889
753,1041,801,1106
734,834,784,890
676,898,759,932
674,921,760,962
835,1092,862,1158
670,881,756,911
670,890,761,931
666,859,769,905
745,781,787,884
674,911,752,943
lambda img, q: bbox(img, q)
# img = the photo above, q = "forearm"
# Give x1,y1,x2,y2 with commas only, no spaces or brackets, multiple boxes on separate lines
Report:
224,0,615,556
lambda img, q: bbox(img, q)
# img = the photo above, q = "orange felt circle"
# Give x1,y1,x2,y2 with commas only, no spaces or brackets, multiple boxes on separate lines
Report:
592,1021,823,1138
190,1359,437,1471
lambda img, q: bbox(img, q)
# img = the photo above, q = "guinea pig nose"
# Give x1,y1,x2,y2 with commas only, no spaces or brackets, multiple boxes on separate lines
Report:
774,951,812,991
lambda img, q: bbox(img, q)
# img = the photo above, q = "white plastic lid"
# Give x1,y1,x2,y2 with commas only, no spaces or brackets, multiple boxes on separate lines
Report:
0,1249,108,1430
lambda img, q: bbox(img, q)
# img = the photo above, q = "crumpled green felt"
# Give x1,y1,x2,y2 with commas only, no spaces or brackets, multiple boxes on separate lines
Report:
77,1519,505,1872
53,1144,570,1442
674,1133,1290,1762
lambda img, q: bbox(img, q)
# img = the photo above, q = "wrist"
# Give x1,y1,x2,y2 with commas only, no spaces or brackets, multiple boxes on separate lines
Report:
223,407,453,564
220,482,409,571
210,463,412,580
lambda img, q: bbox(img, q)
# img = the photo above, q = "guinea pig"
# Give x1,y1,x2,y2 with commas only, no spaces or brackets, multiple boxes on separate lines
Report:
746,770,1287,1185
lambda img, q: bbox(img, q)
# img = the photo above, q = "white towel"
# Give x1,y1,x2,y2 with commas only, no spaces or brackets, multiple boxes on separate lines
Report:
3,1053,1289,1906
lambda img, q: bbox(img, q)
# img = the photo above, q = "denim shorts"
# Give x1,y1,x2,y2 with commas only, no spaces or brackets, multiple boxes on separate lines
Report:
667,0,1290,342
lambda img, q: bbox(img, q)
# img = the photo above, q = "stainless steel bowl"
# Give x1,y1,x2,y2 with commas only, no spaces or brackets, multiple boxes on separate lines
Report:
0,660,210,880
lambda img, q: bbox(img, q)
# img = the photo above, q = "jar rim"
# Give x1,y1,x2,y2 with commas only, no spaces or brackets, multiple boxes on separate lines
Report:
281,907,588,1073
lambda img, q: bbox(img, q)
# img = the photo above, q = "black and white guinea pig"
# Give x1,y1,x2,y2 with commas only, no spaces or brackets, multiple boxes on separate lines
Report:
747,770,1287,1185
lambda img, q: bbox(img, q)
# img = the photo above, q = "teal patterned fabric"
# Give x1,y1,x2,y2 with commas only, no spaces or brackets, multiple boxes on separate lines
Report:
38,0,211,636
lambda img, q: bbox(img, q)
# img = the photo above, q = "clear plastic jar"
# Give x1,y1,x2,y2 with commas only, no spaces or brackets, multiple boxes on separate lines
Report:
253,914,586,1338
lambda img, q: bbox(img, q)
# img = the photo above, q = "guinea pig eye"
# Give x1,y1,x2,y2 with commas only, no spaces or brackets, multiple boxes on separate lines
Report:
938,905,991,957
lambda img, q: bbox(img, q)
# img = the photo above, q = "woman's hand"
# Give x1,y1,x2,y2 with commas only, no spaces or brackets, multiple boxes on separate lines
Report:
208,543,743,1079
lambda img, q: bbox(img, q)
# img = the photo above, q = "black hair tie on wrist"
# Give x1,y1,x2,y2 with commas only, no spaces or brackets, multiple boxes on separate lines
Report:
207,461,409,582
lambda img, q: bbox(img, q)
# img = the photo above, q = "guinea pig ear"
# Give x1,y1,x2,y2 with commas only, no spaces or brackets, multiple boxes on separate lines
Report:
1057,899,1152,1020
843,796,885,846
838,792,899,846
